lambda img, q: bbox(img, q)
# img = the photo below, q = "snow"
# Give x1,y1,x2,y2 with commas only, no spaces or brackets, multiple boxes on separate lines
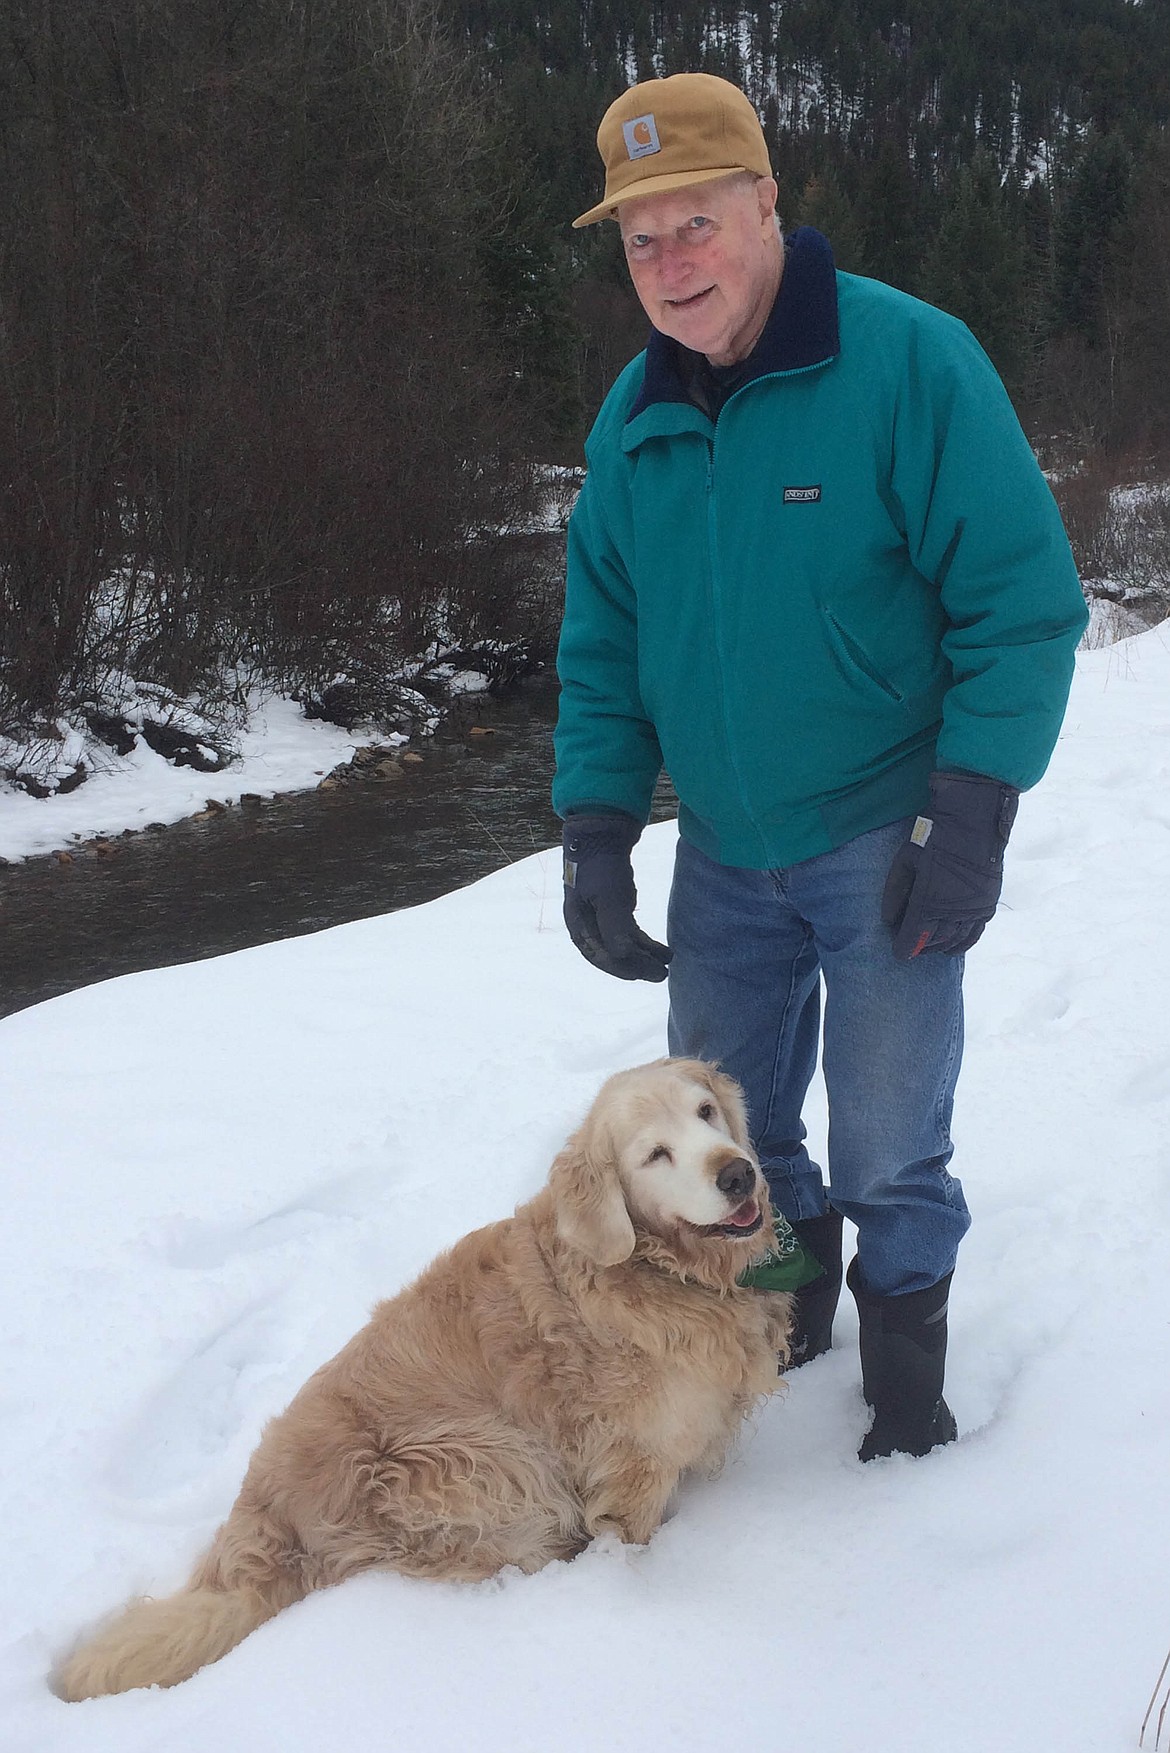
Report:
2,628,1170,1752
0,697,359,863
1083,596,1153,647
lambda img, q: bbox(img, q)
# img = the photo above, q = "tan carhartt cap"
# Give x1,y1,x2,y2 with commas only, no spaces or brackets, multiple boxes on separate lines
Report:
573,73,771,229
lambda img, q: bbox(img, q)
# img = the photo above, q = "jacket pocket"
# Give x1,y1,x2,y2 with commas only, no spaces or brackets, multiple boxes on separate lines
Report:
824,611,906,704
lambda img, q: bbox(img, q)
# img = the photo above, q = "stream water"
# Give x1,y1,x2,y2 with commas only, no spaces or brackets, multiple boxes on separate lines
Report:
0,680,677,1019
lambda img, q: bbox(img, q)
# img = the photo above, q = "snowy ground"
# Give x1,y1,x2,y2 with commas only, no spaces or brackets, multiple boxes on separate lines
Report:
0,697,360,864
2,627,1169,1753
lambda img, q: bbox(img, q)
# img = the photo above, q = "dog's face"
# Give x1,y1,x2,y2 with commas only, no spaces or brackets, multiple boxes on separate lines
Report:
611,1063,764,1240
550,1058,768,1268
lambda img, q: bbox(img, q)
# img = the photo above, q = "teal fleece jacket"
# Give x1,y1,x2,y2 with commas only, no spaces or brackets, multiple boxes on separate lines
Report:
552,228,1088,869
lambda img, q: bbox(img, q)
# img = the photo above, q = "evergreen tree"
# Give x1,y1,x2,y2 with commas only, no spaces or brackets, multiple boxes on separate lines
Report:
797,167,871,273
1114,130,1170,447
921,152,1032,389
859,137,921,290
1053,131,1137,346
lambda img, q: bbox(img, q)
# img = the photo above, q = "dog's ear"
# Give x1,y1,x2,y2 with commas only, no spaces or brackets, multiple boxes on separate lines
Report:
692,1060,753,1153
548,1127,636,1268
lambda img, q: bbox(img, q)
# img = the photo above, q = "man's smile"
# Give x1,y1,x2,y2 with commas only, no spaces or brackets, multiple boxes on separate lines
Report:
667,287,715,307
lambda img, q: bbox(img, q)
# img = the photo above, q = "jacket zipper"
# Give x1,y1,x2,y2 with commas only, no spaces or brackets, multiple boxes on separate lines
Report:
703,359,835,862
705,433,771,864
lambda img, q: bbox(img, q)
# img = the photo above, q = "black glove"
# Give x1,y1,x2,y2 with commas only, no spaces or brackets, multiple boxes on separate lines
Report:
881,772,1019,961
562,814,672,982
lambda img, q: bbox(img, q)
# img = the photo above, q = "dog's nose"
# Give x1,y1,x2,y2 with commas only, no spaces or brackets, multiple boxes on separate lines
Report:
715,1158,756,1200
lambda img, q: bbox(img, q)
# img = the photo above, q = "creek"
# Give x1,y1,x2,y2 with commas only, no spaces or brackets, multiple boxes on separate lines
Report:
0,679,677,1019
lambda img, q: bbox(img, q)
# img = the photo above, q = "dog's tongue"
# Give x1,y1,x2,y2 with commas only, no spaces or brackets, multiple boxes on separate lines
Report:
725,1198,760,1229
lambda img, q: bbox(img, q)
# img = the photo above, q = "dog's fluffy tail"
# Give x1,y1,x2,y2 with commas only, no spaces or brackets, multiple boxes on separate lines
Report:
54,1582,280,1701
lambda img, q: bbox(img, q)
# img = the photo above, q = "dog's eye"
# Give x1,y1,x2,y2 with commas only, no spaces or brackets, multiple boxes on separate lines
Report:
697,1102,716,1122
646,1145,673,1165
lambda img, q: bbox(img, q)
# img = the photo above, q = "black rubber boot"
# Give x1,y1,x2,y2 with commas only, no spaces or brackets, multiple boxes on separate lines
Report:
784,1209,844,1368
847,1258,958,1461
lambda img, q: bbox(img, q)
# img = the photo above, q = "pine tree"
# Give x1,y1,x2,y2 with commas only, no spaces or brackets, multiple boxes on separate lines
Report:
859,137,921,290
797,167,870,273
921,152,1032,390
1053,132,1138,349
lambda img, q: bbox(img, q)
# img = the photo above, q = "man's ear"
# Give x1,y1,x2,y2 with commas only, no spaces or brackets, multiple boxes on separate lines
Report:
548,1122,636,1269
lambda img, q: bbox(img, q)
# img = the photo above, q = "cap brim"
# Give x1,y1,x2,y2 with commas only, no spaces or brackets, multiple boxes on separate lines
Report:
571,164,756,229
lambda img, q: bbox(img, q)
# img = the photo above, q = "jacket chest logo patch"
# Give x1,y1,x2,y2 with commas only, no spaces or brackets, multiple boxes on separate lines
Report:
783,485,822,503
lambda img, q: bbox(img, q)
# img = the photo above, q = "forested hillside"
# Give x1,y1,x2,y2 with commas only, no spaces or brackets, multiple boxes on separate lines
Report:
450,0,1170,449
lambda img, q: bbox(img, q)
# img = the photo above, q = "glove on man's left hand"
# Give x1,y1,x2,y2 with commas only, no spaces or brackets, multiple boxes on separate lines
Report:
562,814,672,982
881,771,1020,961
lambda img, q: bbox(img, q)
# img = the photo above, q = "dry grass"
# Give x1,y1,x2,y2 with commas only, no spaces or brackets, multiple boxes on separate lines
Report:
1140,1644,1170,1749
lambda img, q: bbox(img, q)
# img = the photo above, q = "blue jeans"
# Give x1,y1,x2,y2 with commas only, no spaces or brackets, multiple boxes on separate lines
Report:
666,822,970,1296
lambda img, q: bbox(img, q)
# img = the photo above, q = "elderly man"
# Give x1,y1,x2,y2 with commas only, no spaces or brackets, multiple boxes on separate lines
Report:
553,74,1087,1459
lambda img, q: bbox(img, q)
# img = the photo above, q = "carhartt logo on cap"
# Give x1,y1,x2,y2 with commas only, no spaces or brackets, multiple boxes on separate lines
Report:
622,113,661,159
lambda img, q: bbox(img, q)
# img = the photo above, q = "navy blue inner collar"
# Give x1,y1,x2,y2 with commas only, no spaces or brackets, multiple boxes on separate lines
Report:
626,225,840,423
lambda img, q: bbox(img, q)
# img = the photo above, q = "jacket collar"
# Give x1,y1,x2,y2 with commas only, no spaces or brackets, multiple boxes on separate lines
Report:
625,225,840,426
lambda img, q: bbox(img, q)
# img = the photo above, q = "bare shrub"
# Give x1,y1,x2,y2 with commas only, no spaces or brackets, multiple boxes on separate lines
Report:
0,0,556,735
1051,453,1170,644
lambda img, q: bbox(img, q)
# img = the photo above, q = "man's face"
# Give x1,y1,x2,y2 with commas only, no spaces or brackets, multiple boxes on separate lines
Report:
617,175,782,366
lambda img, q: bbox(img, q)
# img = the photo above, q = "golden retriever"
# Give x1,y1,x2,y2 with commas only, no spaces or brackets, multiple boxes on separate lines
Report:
56,1058,790,1701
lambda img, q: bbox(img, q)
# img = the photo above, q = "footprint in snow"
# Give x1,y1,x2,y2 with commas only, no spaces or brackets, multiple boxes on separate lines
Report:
104,1296,294,1502
1119,1056,1170,1107
164,1172,377,1269
562,1019,670,1077
1010,830,1070,861
997,981,1074,1037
